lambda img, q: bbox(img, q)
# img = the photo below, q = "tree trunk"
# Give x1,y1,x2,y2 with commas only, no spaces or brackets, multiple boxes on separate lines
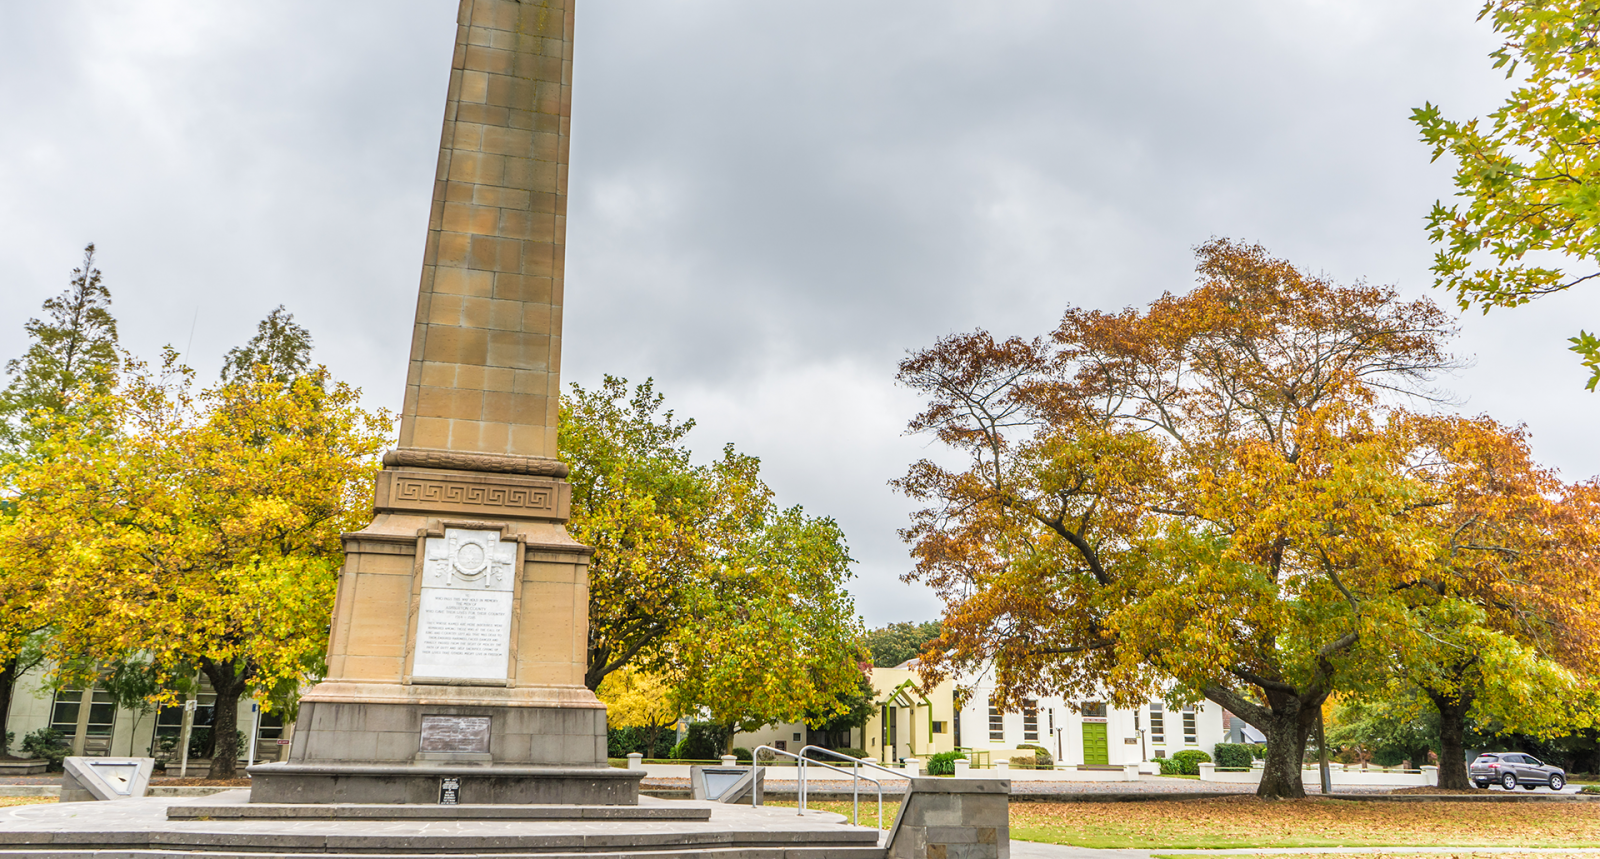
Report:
1426,686,1474,790
1206,683,1324,799
1256,704,1312,799
0,656,17,758
201,659,250,780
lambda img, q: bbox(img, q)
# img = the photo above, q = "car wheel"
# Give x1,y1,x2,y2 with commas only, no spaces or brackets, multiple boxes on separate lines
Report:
1502,772,1517,790
1550,774,1566,791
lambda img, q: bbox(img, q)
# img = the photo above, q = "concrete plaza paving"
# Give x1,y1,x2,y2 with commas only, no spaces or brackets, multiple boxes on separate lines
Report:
0,790,885,856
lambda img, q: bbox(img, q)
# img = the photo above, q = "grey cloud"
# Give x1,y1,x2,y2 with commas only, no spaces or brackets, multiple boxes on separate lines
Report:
4,1,1599,626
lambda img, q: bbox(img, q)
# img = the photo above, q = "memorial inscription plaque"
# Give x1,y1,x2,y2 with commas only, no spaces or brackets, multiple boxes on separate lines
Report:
421,715,492,754
411,529,518,682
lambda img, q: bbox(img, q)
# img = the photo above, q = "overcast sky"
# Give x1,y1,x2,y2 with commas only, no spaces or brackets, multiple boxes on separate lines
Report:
4,1,1599,628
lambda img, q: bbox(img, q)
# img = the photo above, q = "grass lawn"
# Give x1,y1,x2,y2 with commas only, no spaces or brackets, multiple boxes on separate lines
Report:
1153,855,1600,859
1014,797,1600,849
765,799,900,828
0,798,56,808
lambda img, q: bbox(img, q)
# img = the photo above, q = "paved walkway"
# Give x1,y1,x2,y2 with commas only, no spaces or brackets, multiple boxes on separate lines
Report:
0,790,877,852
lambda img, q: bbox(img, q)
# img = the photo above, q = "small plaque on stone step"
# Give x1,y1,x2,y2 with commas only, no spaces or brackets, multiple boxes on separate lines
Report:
421,715,491,753
439,776,460,805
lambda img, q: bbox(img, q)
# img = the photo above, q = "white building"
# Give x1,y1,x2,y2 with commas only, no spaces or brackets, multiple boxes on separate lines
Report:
735,660,1230,768
3,664,287,765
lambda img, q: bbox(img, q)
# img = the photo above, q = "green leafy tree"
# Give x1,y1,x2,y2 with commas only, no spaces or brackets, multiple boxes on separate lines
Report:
1414,0,1600,388
561,376,713,690
805,674,877,748
561,377,867,746
0,243,120,454
669,494,866,752
865,621,942,668
221,305,314,384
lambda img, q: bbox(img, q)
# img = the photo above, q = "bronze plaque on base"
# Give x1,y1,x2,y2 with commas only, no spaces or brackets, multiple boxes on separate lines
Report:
421,716,492,754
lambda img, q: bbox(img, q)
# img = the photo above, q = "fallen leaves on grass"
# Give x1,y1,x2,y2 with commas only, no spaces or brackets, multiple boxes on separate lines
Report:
1012,797,1600,849
765,800,901,829
0,798,56,807
1161,854,1600,859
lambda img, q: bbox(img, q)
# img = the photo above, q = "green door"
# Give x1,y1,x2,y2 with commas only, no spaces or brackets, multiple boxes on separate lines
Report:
1081,722,1109,766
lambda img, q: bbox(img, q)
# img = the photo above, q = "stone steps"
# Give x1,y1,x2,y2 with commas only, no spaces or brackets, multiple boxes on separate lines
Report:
0,846,888,859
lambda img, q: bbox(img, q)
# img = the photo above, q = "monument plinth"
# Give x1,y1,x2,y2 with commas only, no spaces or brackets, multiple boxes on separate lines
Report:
248,0,640,805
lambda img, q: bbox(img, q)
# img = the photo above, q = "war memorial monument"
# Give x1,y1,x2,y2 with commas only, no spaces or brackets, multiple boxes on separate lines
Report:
246,0,631,807
0,1,1009,853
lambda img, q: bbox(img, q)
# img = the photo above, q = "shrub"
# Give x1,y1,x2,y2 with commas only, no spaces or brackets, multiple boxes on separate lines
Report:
1581,785,1600,795
1010,755,1039,769
1157,756,1185,775
732,746,753,762
20,728,66,770
833,747,868,761
669,722,729,761
925,750,967,775
1248,743,1267,760
3,731,10,754
1170,749,1212,775
1212,743,1253,769
607,726,642,758
1016,743,1054,768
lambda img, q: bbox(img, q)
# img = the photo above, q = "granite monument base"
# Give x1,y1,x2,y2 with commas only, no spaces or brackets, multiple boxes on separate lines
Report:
287,697,609,767
251,694,634,805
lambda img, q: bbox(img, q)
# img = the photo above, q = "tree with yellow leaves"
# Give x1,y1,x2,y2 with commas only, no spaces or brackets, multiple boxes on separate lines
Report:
596,667,679,759
0,349,390,777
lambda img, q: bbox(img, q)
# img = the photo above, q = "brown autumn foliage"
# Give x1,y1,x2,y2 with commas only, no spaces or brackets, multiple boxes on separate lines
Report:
893,239,1595,799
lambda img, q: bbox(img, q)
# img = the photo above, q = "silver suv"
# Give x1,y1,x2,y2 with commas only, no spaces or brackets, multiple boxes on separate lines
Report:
1469,752,1567,791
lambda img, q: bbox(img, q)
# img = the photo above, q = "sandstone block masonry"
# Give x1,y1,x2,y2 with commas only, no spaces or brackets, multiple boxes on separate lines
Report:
399,0,574,461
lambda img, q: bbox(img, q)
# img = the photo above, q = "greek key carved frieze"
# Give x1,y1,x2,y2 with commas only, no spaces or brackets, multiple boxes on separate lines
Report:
391,477,555,512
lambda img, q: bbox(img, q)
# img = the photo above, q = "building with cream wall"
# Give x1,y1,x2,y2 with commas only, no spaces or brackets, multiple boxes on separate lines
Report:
2,664,286,765
735,660,1228,768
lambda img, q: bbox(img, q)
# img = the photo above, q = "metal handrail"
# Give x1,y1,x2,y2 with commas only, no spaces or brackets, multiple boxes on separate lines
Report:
750,744,886,829
798,745,909,830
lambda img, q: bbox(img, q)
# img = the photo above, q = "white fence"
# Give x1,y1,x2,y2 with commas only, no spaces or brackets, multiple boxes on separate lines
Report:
622,754,1440,786
1198,761,1439,787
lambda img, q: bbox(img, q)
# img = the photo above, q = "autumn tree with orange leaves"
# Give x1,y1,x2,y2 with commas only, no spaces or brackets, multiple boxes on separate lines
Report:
896,239,1479,798
1377,414,1600,789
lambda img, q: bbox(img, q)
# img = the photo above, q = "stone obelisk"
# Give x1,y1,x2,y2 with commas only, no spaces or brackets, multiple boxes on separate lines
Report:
250,0,640,805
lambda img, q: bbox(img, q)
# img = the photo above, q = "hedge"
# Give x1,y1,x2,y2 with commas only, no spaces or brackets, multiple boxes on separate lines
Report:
1212,742,1254,769
1168,749,1212,775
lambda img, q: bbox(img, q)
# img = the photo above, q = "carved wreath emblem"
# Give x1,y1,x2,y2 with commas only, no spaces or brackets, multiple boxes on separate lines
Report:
424,528,516,590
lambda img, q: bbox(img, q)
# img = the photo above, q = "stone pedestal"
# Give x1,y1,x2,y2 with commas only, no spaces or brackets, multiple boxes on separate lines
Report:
249,461,638,804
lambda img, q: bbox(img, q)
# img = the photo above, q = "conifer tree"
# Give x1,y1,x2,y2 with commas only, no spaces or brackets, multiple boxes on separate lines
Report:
0,243,121,753
0,243,120,454
220,305,313,385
